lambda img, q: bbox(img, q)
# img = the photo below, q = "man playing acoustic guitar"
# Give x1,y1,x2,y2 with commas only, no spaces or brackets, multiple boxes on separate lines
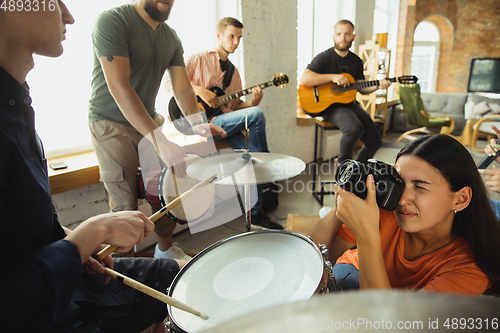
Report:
165,17,282,230
300,19,392,164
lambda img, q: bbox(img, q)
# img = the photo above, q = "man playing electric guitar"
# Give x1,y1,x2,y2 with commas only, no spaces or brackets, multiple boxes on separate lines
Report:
300,19,392,164
165,17,282,231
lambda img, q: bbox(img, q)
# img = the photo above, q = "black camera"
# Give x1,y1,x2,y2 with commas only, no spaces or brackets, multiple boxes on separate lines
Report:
334,159,405,211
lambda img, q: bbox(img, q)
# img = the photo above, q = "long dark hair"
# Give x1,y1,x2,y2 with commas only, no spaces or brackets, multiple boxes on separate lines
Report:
396,135,500,296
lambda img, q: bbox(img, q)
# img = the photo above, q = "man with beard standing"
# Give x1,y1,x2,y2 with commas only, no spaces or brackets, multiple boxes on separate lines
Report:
300,19,391,164
89,0,225,260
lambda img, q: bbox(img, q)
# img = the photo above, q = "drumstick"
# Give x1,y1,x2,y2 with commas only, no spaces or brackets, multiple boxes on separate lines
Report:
96,174,217,260
172,171,180,197
104,267,209,320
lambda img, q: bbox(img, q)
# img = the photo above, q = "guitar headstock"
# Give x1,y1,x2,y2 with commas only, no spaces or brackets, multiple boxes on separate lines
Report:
398,75,418,84
273,73,289,88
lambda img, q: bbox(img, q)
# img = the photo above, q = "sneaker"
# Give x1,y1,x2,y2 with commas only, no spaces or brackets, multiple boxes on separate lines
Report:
154,243,192,261
319,207,333,219
251,213,283,230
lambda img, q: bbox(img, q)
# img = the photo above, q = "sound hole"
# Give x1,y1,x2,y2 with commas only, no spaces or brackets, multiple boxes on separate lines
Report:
331,84,345,95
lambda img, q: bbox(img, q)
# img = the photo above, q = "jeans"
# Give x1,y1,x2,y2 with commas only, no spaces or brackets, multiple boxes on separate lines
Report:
323,102,382,164
211,107,269,215
489,198,500,223
332,263,360,291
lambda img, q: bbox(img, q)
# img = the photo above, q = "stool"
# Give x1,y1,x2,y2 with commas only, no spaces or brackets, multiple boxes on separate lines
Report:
285,214,321,236
312,118,339,205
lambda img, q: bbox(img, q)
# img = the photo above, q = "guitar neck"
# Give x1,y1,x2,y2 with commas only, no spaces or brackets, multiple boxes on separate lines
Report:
217,81,273,106
342,77,397,92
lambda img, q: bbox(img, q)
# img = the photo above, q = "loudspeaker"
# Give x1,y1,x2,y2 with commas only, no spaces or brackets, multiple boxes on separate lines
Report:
262,182,279,213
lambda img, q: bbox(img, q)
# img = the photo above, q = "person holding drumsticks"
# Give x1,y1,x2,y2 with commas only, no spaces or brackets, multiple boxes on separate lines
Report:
310,135,500,295
0,2,190,332
88,0,226,260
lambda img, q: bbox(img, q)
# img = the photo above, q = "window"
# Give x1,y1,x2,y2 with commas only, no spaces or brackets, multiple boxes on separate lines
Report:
28,0,238,158
411,21,440,93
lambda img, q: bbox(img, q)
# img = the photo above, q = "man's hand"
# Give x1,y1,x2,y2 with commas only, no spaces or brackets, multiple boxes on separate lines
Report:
153,130,188,177
193,123,227,138
378,78,392,89
83,245,115,284
65,211,155,265
196,87,219,107
332,74,351,87
250,84,263,106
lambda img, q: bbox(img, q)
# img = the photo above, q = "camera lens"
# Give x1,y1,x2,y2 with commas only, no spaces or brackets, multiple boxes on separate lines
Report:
335,160,368,199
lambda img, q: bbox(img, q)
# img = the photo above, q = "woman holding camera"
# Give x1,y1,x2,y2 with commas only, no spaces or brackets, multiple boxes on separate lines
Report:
310,134,500,296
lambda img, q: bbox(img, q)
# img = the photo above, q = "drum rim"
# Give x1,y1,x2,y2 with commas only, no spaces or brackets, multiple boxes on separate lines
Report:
166,230,323,330
157,152,212,225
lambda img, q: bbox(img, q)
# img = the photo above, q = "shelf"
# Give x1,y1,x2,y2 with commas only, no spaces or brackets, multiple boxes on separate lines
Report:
356,43,391,140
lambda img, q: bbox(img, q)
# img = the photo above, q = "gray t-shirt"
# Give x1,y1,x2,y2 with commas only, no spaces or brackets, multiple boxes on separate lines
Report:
88,4,184,125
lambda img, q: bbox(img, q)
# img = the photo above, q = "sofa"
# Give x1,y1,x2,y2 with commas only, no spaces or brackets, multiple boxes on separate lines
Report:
390,91,500,138
391,92,468,136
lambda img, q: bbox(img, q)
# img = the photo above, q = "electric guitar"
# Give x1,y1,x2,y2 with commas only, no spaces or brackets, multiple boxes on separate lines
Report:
298,73,418,115
168,74,289,135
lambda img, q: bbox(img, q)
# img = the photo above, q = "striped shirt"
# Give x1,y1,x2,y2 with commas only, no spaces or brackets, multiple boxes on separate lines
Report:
165,48,242,113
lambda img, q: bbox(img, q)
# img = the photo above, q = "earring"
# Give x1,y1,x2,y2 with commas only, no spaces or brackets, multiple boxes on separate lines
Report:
454,209,457,214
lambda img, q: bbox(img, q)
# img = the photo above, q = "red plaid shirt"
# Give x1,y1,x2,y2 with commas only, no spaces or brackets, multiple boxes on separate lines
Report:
165,48,242,113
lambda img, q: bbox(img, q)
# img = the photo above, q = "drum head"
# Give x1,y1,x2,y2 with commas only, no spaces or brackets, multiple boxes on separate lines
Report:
168,230,325,332
161,154,215,222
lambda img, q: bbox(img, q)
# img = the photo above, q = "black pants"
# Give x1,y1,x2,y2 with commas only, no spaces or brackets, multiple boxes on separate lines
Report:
71,258,179,333
323,102,382,164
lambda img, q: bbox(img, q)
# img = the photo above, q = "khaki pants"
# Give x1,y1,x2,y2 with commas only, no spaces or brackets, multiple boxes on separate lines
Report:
89,116,176,237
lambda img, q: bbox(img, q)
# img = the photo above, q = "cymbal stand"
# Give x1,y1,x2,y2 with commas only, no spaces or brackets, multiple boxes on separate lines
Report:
241,112,251,231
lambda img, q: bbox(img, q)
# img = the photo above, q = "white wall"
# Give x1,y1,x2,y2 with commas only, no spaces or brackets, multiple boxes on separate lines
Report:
241,0,315,162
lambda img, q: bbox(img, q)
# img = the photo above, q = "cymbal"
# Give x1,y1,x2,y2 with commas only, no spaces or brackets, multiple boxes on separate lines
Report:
202,290,500,333
186,152,306,185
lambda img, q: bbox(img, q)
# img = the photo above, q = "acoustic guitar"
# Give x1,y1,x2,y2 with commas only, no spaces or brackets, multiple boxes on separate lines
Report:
298,73,418,115
168,74,289,135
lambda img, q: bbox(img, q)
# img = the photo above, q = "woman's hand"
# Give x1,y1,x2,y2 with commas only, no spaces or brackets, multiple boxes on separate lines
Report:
334,174,380,242
484,125,500,162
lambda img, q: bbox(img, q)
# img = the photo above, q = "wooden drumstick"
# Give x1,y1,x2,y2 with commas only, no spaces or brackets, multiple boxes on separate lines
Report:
96,174,217,260
172,170,180,197
104,267,209,320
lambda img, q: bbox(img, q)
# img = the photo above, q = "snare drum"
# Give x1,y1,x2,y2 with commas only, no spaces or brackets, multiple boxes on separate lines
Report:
166,230,329,333
138,153,215,224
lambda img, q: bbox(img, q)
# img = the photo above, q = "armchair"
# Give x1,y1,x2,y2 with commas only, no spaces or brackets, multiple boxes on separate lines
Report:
397,84,455,142
470,115,500,152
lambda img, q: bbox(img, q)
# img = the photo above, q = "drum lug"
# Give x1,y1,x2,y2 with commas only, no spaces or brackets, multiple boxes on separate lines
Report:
165,320,173,332
321,248,329,260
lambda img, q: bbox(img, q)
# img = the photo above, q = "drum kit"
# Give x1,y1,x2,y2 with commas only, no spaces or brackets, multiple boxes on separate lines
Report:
98,122,500,333
96,121,329,332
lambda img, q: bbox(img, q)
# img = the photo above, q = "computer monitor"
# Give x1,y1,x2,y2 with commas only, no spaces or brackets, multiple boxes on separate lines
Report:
468,58,500,93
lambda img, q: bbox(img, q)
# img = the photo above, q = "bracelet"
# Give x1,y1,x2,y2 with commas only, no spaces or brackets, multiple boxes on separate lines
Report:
191,120,203,127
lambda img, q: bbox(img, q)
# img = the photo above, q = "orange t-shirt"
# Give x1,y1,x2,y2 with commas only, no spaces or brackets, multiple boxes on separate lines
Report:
336,209,490,295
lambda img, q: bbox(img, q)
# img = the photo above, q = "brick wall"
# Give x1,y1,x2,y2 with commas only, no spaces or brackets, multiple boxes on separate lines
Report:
397,0,500,93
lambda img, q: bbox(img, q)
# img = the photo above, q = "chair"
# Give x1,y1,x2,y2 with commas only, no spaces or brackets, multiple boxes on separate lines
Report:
397,84,456,142
470,115,500,152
